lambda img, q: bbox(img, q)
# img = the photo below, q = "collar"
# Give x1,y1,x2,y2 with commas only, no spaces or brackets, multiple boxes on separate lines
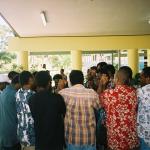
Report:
71,84,85,88
20,88,32,93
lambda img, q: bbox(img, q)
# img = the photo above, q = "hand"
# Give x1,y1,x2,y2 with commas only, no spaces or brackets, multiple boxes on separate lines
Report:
97,74,109,94
100,74,109,86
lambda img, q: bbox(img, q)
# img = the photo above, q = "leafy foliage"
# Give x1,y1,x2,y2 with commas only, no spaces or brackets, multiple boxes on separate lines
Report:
0,52,17,67
0,25,14,51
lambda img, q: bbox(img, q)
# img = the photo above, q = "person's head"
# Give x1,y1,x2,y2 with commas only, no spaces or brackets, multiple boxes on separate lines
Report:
97,62,107,73
69,70,84,86
0,83,6,91
19,71,34,89
53,74,63,87
102,64,116,79
115,66,133,86
11,75,20,90
90,66,97,77
32,71,38,78
35,71,52,90
42,64,46,69
60,69,64,74
8,71,19,80
140,67,150,86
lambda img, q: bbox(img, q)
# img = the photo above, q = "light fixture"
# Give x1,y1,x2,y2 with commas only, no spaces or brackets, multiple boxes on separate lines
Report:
40,11,47,26
148,20,150,25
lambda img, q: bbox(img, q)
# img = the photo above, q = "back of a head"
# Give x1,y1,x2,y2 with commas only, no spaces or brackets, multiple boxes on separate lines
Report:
97,62,107,73
69,70,84,86
90,66,97,71
11,75,19,85
35,71,51,88
142,67,150,78
19,71,33,87
32,71,38,78
8,71,19,80
60,69,64,73
102,64,115,78
53,74,63,80
116,66,133,85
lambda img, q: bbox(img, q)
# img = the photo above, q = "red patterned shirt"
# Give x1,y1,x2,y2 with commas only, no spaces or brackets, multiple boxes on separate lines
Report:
100,85,139,150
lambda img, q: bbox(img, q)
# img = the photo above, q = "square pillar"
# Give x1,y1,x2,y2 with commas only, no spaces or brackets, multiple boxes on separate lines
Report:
127,49,139,76
71,50,82,70
18,51,29,70
147,49,150,66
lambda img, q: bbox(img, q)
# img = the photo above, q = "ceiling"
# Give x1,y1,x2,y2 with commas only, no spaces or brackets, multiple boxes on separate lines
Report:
0,0,150,37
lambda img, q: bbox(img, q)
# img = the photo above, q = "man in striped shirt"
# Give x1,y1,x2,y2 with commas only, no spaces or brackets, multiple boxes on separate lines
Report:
59,70,100,150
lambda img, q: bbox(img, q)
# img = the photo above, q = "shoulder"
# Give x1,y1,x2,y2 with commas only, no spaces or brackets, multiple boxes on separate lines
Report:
128,86,136,92
85,88,99,96
102,88,114,96
51,93,64,102
59,88,70,95
136,87,142,94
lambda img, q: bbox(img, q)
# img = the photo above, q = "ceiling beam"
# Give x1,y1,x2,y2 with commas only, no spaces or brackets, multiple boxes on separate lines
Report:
8,35,150,52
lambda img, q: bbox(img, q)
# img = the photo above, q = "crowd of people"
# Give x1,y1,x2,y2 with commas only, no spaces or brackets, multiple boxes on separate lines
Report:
0,62,150,150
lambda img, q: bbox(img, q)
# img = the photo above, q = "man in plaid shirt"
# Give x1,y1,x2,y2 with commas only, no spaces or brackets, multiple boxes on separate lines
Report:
59,70,100,150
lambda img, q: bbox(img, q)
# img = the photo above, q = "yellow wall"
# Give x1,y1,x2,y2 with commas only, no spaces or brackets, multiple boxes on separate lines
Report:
8,35,150,52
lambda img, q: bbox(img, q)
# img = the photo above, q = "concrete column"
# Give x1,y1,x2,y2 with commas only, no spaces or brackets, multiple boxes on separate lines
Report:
71,50,82,70
147,49,150,66
18,51,29,70
128,49,139,76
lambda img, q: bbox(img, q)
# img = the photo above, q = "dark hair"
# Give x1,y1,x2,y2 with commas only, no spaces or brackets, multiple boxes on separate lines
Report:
42,64,46,69
32,71,38,78
90,66,97,71
35,71,51,88
69,70,84,85
8,71,19,80
142,67,150,78
97,62,107,73
19,71,33,87
101,64,115,77
61,69,64,72
53,74,62,80
118,66,133,85
11,75,19,85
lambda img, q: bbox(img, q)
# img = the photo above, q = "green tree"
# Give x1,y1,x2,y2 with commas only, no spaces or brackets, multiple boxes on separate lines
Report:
50,55,71,70
0,25,14,51
0,52,16,68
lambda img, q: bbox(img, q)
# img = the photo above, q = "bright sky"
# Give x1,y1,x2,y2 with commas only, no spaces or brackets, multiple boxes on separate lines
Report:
0,15,14,36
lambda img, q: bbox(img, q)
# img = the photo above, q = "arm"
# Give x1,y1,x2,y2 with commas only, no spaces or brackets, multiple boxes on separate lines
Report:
97,74,109,94
58,94,66,117
28,95,35,118
93,92,101,110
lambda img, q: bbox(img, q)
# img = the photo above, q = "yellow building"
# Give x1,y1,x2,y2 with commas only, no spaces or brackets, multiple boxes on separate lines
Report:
0,0,150,76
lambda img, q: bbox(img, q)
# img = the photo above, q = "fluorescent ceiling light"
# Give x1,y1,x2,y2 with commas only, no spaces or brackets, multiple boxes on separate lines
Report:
40,11,47,26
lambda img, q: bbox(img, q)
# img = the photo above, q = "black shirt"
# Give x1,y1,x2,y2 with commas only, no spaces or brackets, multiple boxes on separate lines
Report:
28,90,66,150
